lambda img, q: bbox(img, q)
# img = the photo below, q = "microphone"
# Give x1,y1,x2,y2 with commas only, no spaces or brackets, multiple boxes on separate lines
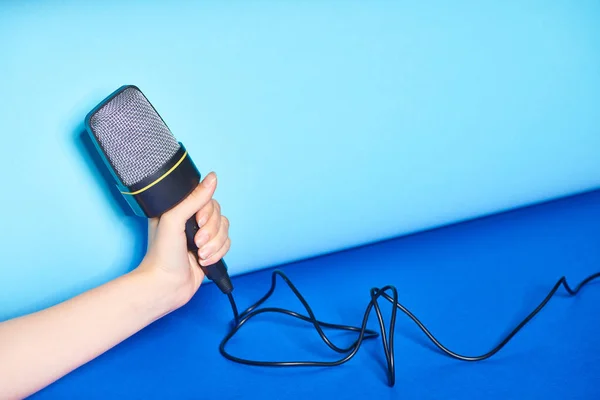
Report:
84,85,234,295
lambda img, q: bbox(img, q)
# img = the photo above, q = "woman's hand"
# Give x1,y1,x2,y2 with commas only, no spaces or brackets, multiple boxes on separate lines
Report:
138,171,231,310
0,171,231,399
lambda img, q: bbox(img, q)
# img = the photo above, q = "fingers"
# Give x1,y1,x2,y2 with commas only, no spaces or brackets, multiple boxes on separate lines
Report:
198,214,229,262
163,172,217,226
199,237,231,267
194,199,219,247
195,198,215,228
194,198,230,264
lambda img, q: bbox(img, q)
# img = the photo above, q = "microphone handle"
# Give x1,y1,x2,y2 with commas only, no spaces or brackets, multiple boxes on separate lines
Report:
185,215,234,294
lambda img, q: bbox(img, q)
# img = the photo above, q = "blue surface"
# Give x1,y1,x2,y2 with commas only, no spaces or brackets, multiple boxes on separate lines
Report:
33,189,600,399
2,1,600,320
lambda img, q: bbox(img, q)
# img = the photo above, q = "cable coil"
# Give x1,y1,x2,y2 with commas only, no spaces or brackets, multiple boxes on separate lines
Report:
220,270,600,387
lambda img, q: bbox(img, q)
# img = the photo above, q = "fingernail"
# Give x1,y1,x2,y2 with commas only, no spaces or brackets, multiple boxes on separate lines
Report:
203,173,216,188
197,214,208,227
199,246,212,260
196,232,209,247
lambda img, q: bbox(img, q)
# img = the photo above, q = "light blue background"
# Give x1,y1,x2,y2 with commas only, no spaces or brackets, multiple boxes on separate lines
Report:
1,0,599,320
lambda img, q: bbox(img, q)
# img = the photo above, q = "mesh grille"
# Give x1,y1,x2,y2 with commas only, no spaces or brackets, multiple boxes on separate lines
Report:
88,87,181,187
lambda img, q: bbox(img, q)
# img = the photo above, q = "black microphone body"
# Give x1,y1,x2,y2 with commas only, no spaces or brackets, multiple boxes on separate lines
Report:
84,85,233,294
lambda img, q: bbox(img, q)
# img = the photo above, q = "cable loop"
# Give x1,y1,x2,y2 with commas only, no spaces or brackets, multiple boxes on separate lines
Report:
220,270,600,387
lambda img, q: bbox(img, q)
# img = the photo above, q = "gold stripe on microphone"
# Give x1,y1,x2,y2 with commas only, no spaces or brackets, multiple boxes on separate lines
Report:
120,151,188,195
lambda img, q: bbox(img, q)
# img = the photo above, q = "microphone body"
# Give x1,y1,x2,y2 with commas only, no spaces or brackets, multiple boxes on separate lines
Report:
84,85,233,294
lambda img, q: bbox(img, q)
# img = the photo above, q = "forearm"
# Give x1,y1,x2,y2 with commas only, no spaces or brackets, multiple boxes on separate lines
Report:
0,265,181,399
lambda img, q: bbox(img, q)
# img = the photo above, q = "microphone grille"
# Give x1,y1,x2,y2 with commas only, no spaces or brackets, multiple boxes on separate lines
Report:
88,87,181,187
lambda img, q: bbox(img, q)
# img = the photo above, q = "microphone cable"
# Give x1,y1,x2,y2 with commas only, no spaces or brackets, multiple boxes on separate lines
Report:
219,270,600,387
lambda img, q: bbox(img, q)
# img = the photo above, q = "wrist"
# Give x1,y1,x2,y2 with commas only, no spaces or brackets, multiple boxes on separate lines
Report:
128,265,188,318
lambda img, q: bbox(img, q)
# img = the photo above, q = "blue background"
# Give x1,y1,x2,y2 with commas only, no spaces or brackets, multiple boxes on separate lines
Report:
1,0,600,322
32,189,600,399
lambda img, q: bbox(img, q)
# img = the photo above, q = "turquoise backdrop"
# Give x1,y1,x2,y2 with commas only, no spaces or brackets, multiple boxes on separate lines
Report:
1,0,599,320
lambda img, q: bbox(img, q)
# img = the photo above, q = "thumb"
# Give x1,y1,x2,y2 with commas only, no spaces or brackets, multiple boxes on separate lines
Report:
163,172,217,225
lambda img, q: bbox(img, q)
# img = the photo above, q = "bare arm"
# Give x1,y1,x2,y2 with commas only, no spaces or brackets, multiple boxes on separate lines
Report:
0,268,182,398
0,172,231,399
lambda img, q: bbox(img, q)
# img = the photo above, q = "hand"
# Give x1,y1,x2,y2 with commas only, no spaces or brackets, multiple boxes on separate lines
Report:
137,172,231,310
0,172,231,399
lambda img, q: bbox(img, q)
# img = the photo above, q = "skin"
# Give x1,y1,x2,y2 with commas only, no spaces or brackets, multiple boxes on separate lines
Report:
0,172,230,399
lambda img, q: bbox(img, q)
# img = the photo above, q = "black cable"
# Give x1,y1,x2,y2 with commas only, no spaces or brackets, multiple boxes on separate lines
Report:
219,270,600,387
227,292,239,324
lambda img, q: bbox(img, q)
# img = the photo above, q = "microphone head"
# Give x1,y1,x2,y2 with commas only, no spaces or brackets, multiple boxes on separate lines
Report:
87,86,181,187
85,85,201,218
